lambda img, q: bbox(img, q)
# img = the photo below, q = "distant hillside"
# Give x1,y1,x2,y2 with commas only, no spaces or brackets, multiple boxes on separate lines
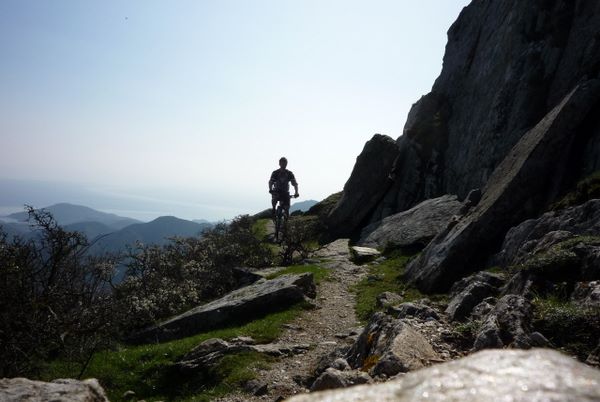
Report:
290,200,318,213
90,216,213,253
64,221,115,240
6,203,141,230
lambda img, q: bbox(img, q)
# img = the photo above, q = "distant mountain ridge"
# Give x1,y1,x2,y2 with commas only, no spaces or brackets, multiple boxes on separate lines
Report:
91,216,213,253
1,203,214,254
6,203,141,230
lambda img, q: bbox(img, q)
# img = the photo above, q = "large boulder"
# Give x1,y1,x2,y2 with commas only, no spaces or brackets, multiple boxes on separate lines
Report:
405,80,600,293
358,195,463,250
346,312,439,377
0,378,108,402
287,349,600,402
326,134,400,237
128,273,315,343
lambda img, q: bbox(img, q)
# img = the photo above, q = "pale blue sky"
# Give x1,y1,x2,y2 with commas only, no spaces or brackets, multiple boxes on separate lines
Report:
0,0,470,221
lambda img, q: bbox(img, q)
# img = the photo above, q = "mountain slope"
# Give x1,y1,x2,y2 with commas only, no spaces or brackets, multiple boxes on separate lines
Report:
91,216,213,253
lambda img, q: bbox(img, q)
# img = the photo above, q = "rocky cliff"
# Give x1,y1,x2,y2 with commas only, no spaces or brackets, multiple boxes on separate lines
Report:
328,0,600,237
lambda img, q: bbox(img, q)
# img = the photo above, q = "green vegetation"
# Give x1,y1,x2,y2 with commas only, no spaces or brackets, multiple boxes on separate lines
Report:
352,253,425,322
42,302,312,401
252,218,271,241
532,294,600,360
266,263,330,284
551,171,600,210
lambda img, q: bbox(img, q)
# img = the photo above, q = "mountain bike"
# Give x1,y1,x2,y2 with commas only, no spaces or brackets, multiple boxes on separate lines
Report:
273,193,298,243
274,202,288,243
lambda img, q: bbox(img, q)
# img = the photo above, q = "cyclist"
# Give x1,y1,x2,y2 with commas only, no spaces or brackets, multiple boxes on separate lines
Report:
269,157,299,221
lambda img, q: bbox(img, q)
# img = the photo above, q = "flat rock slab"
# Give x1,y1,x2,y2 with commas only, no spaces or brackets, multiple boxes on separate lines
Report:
128,273,315,344
315,239,351,259
359,195,463,250
288,349,600,402
350,246,381,263
0,378,108,402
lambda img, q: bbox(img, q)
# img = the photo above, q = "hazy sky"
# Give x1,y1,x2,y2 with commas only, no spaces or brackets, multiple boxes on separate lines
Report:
0,0,470,221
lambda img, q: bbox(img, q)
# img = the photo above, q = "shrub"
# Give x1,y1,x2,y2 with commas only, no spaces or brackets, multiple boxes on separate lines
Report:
0,206,118,377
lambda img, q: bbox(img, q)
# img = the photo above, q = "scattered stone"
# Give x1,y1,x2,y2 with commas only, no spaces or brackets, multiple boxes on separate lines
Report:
586,341,600,367
572,281,600,308
473,295,533,350
376,291,403,308
469,297,496,321
243,379,268,396
0,378,109,402
358,195,464,250
350,246,381,263
331,358,351,371
310,368,372,392
388,302,440,321
176,338,310,373
128,273,316,343
346,312,439,376
122,390,136,400
287,349,600,402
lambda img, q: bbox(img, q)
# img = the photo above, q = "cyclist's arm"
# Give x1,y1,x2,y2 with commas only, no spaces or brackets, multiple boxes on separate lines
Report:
290,173,299,197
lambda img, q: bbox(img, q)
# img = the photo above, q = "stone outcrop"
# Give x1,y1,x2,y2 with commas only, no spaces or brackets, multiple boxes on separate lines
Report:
346,312,439,377
128,273,315,344
358,195,463,250
473,295,534,350
349,246,381,263
325,134,400,237
0,378,108,402
445,272,504,322
493,199,600,267
405,80,600,293
287,349,600,402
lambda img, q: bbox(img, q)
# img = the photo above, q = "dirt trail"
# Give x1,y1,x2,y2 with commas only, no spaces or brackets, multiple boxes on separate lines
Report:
218,239,368,401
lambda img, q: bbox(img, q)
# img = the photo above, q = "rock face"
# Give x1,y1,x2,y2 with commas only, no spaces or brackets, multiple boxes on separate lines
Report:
287,349,600,402
346,312,439,377
128,273,316,344
327,0,600,240
358,195,463,250
0,378,108,402
405,80,600,293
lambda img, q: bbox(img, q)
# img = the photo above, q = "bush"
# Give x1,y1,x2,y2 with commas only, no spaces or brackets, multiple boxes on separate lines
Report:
0,206,118,377
115,215,275,331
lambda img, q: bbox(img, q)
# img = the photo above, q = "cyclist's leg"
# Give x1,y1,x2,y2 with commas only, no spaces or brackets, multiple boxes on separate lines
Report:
281,193,291,218
271,193,279,221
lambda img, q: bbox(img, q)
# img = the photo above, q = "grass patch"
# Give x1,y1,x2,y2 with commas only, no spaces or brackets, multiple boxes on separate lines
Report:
40,302,312,401
265,263,330,284
532,294,600,360
352,254,425,322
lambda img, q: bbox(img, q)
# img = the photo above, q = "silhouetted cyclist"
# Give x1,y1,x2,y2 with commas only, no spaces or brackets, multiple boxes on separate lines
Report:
269,157,299,220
